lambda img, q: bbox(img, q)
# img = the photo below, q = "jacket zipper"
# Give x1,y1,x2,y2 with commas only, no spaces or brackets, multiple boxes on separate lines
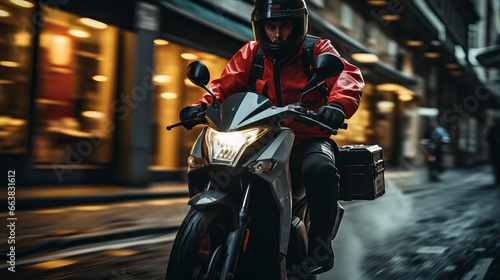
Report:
273,59,283,107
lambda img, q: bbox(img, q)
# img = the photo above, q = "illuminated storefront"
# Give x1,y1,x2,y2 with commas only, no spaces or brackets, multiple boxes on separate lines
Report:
0,0,241,185
0,0,139,184
33,7,118,165
0,0,34,154
150,42,228,169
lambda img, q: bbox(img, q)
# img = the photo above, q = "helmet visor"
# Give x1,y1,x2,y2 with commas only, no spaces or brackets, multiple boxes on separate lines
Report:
253,18,304,45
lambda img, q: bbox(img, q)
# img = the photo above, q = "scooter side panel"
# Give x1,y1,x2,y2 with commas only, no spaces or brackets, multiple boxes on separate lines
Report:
248,128,295,256
190,127,207,159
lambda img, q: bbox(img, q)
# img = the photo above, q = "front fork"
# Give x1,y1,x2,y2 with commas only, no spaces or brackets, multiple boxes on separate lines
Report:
219,182,252,280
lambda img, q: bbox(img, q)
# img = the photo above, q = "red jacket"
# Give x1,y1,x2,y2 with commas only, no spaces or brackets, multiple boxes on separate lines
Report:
194,38,364,144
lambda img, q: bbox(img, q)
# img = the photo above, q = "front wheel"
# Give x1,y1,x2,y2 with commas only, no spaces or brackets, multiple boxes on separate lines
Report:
165,207,232,280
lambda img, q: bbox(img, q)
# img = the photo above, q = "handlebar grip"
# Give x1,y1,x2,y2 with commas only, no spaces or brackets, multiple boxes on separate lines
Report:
166,117,206,131
306,110,348,130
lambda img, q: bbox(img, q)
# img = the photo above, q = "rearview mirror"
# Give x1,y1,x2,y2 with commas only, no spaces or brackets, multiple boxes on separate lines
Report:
310,53,345,81
187,61,210,87
186,61,218,108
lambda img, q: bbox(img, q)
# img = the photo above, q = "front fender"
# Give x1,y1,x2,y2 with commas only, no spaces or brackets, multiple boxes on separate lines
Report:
188,190,239,227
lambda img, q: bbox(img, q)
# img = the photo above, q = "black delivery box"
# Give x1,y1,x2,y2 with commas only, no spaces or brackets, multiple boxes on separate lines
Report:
338,144,385,201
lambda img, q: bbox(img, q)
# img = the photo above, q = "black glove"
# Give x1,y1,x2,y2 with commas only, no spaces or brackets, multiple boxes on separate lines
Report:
179,105,202,130
316,102,345,130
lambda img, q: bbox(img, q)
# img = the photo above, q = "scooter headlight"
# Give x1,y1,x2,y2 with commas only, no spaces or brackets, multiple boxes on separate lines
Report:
205,127,269,166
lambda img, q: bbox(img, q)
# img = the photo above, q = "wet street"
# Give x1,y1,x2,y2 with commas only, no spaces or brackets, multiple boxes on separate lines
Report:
321,166,500,280
2,166,500,280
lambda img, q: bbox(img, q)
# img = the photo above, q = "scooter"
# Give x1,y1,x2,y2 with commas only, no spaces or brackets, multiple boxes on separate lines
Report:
165,53,346,280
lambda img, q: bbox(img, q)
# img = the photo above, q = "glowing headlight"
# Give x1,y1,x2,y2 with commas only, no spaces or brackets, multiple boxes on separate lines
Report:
205,127,269,166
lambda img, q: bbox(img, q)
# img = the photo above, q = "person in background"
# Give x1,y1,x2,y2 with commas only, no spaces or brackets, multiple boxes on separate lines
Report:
421,121,450,182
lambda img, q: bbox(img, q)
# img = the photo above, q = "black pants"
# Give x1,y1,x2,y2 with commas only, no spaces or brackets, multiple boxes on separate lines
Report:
289,138,339,246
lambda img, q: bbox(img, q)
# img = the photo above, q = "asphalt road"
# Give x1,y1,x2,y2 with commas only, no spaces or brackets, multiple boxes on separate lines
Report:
2,166,500,280
321,165,500,280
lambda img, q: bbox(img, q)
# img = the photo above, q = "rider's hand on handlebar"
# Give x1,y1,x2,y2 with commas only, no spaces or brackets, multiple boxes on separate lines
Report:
316,102,345,130
179,105,203,130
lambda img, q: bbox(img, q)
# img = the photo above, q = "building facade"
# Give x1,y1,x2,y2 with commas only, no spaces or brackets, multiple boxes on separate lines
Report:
0,0,498,186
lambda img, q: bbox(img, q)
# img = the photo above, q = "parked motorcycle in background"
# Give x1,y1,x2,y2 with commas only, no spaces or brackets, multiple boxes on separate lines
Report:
165,54,385,280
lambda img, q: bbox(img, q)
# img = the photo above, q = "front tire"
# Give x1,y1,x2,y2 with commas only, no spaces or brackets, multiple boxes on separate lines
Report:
165,207,232,280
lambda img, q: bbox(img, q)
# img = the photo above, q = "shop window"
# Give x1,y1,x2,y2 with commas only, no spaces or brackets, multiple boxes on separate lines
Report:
335,83,376,147
0,0,35,154
151,41,228,169
33,6,118,164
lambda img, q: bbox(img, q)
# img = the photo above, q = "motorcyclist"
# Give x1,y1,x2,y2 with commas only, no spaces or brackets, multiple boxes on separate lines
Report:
422,121,450,181
179,0,364,275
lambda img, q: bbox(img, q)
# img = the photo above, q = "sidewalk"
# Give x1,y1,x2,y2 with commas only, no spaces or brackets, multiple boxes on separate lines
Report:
10,165,489,211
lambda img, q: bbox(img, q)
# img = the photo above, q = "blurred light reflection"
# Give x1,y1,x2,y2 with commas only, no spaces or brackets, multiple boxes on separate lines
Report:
71,206,109,211
102,250,139,256
69,29,90,38
80,18,108,29
30,260,77,270
180,53,199,60
36,209,68,214
0,9,10,17
0,61,20,67
10,0,34,8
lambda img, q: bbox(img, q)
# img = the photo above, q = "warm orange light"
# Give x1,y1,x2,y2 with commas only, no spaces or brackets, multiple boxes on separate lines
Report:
82,111,105,119
376,83,403,91
243,229,250,252
0,61,20,68
398,94,414,101
160,92,178,100
377,101,395,112
154,39,169,45
445,63,460,69
0,9,10,17
181,53,199,60
36,209,67,214
10,0,34,8
406,40,423,46
7,119,26,126
103,250,138,256
69,29,90,38
424,52,440,58
80,18,108,29
72,206,108,211
30,260,77,269
146,199,174,205
92,75,107,82
367,0,388,5
351,53,379,63
153,75,171,84
14,31,31,47
398,94,413,101
381,14,401,21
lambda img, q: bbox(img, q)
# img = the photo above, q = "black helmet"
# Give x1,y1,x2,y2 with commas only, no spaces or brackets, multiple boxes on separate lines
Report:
251,0,308,60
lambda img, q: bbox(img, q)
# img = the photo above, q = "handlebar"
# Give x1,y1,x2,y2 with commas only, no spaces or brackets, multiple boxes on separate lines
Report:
166,111,207,130
286,103,348,135
167,103,348,135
